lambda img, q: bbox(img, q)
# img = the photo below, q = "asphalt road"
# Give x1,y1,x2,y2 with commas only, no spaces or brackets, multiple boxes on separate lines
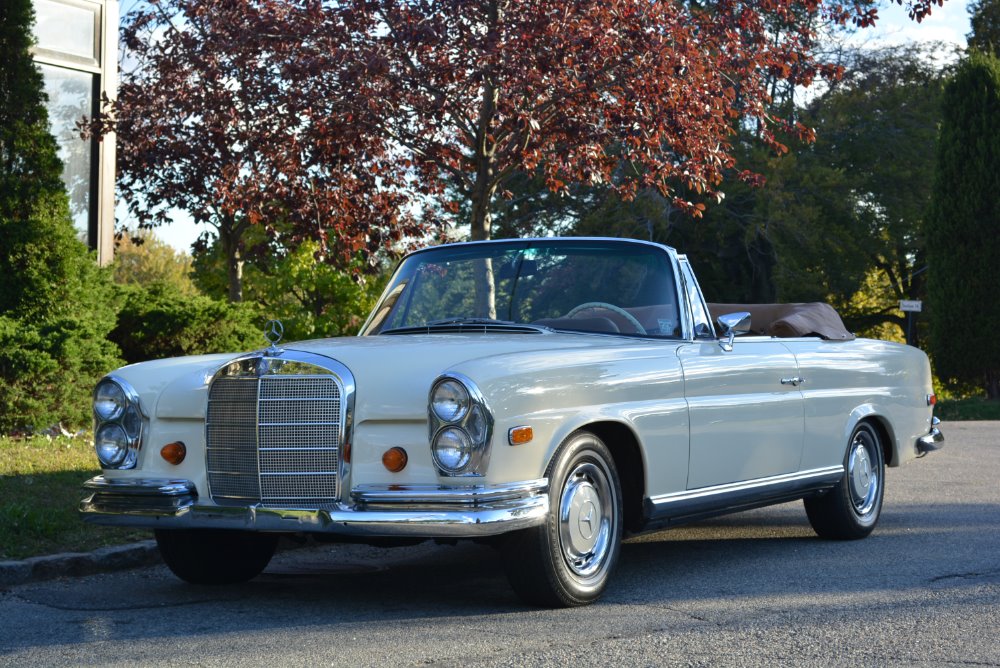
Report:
1,421,997,667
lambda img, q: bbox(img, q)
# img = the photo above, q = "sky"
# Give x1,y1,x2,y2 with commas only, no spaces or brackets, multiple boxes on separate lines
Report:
150,0,973,254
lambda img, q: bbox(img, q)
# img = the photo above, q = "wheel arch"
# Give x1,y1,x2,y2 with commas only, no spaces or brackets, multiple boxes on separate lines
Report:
572,421,646,534
847,407,896,467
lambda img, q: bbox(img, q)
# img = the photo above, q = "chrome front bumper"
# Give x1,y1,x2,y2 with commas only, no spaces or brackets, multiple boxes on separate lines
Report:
916,417,945,455
79,476,549,538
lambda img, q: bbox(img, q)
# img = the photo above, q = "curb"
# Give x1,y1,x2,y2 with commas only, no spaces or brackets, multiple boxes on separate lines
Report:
0,540,161,587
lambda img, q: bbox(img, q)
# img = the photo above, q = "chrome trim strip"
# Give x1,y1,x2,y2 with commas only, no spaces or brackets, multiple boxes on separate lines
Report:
649,466,844,506
83,476,195,496
80,477,549,538
351,479,548,505
644,466,845,527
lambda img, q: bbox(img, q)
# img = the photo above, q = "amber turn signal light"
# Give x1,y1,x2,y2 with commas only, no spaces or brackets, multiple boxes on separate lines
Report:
382,447,408,472
160,441,186,465
508,426,533,445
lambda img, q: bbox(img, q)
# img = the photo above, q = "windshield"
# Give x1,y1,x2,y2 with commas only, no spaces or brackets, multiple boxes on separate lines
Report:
362,240,682,338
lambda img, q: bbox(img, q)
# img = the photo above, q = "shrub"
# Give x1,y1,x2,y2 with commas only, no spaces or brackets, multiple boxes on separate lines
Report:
111,282,263,364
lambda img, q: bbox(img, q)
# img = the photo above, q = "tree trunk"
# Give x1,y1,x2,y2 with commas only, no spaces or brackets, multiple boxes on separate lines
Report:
219,219,244,303
986,370,1000,400
468,0,501,319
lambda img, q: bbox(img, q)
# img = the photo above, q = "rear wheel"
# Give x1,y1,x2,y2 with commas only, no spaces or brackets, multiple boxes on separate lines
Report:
155,529,278,584
805,421,885,539
503,431,623,607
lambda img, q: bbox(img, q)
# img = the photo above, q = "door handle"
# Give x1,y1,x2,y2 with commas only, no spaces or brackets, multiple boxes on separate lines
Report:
780,377,804,386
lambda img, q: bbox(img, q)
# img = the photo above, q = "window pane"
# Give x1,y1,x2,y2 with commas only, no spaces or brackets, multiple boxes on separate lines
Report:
39,63,94,242
34,0,98,62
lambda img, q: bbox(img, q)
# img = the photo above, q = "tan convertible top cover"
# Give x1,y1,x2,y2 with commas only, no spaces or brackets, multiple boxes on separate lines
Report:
707,303,855,341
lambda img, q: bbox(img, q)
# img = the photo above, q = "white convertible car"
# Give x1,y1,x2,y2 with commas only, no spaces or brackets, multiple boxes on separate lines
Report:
81,238,943,606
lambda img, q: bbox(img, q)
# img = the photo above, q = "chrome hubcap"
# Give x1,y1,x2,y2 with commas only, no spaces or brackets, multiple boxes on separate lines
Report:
848,429,880,516
559,460,614,579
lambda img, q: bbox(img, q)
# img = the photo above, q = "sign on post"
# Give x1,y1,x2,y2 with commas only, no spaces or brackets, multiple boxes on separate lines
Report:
900,300,923,313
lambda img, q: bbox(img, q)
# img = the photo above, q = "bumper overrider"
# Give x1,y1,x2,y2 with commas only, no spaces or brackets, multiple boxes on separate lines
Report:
916,417,945,455
79,477,549,538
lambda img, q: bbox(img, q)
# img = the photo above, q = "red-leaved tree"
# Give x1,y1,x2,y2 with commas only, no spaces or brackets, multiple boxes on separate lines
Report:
325,0,944,242
104,0,945,303
100,0,423,301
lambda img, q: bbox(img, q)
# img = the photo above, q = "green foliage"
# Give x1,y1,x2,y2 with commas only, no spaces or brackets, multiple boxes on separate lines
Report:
111,282,262,364
935,397,1000,421
766,44,949,340
112,230,199,296
969,0,1000,57
0,0,121,432
193,236,389,341
926,52,1000,399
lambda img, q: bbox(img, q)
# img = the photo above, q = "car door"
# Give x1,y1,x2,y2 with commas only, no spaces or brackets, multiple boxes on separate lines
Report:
677,338,805,489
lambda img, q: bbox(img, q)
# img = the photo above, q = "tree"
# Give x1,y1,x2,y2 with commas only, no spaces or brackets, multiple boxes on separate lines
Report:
0,0,121,431
192,229,391,341
969,0,1000,56
768,44,950,341
99,0,424,302
926,52,1000,399
112,231,199,296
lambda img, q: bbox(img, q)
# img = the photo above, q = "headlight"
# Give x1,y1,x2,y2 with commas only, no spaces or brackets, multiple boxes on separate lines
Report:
432,427,473,472
94,380,126,421
427,374,494,477
431,379,470,422
95,423,129,467
92,375,144,470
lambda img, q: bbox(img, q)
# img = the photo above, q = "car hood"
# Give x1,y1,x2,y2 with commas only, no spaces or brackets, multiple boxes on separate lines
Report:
118,332,648,421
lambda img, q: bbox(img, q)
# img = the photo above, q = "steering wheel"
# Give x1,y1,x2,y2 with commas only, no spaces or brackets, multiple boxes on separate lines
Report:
565,302,647,335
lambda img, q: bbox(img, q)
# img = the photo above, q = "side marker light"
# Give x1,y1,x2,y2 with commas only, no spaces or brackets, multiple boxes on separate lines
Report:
508,426,533,446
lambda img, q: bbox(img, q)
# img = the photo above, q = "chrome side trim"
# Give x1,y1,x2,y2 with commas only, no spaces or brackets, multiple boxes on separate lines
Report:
645,466,844,526
916,417,944,455
80,476,549,538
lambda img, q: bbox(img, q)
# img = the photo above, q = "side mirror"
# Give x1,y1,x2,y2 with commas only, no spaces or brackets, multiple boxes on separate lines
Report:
717,312,751,352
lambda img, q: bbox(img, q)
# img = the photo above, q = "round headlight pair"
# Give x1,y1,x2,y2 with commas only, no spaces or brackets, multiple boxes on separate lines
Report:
428,376,493,476
93,377,142,469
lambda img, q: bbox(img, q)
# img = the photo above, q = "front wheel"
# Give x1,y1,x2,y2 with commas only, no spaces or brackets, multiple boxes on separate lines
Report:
155,529,278,584
503,431,623,607
805,421,885,540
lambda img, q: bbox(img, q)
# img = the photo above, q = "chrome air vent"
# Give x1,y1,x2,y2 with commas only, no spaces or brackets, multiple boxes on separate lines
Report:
206,352,355,508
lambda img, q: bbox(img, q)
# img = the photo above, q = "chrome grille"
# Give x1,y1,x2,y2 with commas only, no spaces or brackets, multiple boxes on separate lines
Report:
206,363,343,507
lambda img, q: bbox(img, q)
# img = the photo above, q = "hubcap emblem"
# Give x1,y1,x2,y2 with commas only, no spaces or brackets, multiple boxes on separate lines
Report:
578,501,596,540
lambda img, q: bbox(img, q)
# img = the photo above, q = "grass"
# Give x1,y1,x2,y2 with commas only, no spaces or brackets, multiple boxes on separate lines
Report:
0,434,149,561
935,397,1000,421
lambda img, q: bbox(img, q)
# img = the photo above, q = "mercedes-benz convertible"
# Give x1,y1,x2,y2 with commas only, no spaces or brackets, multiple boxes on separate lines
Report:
81,238,943,606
